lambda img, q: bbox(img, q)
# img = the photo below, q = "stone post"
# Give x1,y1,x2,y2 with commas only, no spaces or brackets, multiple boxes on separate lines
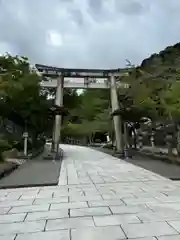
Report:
53,75,64,153
110,74,124,155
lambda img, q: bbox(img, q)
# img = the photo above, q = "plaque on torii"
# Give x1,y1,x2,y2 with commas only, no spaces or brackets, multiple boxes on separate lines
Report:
35,64,129,89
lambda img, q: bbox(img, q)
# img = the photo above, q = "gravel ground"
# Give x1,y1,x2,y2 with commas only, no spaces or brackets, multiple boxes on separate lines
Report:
0,159,62,189
125,153,180,180
95,147,180,180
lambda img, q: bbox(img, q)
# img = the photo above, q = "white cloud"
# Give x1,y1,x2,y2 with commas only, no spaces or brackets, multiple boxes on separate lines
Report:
0,0,180,68
47,31,63,47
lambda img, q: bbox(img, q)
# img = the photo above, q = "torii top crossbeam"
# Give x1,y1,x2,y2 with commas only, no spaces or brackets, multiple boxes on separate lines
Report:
35,64,130,89
35,64,129,78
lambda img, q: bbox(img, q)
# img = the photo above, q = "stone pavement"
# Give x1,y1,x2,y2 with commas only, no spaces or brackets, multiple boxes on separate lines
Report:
1,145,180,239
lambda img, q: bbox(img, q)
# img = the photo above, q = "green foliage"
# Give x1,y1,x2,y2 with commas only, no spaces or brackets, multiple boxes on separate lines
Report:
161,81,180,121
71,89,111,136
62,88,112,139
117,74,158,123
117,41,180,159
0,54,39,99
119,43,180,124
0,54,53,144
137,43,180,122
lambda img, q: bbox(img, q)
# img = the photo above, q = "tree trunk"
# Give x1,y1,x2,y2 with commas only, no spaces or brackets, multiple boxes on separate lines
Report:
176,124,180,157
124,122,129,158
124,122,128,148
132,128,137,149
167,142,173,158
166,134,173,159
88,135,92,145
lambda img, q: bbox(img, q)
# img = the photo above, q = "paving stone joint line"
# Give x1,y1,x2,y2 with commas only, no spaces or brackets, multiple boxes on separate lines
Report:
0,145,180,239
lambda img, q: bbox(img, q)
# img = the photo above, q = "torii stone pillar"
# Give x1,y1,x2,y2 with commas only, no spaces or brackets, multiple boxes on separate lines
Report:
110,74,124,155
53,75,64,153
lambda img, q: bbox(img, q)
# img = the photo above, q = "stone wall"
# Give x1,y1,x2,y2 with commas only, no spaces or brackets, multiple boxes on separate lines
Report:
0,117,23,139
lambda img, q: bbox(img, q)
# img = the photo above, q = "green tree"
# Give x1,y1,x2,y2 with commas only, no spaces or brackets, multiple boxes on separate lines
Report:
75,89,111,140
61,88,111,142
121,42,180,156
0,54,52,147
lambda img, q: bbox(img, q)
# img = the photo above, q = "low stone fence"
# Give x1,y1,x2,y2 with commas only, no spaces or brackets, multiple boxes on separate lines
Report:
2,148,19,160
136,147,180,165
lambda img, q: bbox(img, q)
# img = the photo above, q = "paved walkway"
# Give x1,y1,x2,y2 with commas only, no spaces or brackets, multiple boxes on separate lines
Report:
1,145,180,239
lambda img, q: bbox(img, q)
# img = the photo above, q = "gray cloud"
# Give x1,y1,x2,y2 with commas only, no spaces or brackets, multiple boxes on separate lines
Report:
0,0,180,68
88,0,103,13
115,0,145,15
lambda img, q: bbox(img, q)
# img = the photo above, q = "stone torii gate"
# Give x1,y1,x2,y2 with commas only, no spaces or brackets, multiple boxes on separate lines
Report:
35,64,129,155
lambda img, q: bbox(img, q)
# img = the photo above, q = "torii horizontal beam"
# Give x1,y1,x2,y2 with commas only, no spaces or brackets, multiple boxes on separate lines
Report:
35,64,130,78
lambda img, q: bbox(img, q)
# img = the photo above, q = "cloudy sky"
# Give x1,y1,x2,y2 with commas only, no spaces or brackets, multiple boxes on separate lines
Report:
0,0,180,68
